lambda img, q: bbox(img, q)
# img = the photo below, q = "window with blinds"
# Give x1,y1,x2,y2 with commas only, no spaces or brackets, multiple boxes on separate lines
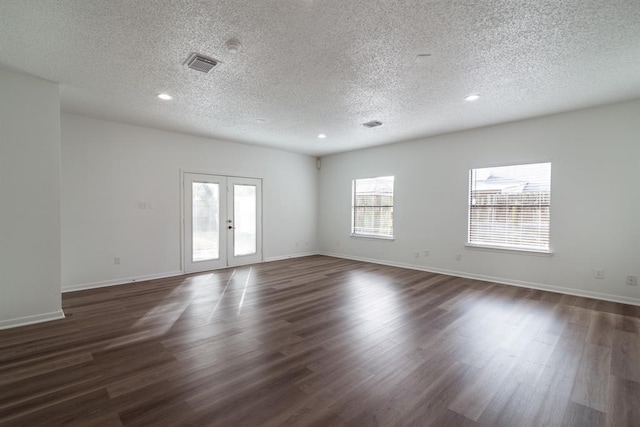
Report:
352,176,394,238
468,162,551,252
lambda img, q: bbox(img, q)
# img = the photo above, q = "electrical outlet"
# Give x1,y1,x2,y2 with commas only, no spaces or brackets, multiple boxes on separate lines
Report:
424,250,430,257
414,251,419,258
455,254,462,261
114,257,121,265
336,240,340,247
627,275,638,286
594,269,605,279
295,241,299,247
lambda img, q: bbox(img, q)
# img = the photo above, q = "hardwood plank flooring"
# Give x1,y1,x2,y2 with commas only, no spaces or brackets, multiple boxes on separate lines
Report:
1,255,639,426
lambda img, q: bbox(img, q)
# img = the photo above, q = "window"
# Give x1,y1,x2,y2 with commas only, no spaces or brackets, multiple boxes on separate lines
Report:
352,176,394,238
468,162,551,252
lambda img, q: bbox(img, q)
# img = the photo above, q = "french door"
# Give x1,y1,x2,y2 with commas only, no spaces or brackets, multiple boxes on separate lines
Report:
183,173,262,273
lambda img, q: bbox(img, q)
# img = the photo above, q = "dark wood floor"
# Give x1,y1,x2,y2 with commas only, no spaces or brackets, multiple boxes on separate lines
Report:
1,256,639,426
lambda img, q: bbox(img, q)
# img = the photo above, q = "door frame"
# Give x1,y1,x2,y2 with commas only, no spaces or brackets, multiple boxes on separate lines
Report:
180,170,263,273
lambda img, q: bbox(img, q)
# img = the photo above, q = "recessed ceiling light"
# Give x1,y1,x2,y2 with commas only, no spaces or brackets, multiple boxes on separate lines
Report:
318,134,326,139
255,118,266,123
465,94,480,101
157,93,173,100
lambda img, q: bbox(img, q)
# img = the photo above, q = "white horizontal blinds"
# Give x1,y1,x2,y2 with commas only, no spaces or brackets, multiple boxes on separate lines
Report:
352,176,394,237
469,162,551,251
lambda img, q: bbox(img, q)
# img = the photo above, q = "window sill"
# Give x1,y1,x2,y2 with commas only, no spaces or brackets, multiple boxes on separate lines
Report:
350,234,395,241
465,243,553,257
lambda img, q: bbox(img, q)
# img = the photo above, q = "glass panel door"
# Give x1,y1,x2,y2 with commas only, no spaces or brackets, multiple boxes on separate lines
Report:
192,182,220,261
184,173,262,272
228,177,262,266
184,173,227,272
233,184,257,256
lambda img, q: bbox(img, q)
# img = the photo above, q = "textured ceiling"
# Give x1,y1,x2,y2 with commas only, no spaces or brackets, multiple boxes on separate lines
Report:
1,1,639,156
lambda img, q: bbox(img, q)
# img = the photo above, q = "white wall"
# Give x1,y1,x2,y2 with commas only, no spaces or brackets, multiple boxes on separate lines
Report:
318,99,640,305
0,69,63,328
61,114,318,291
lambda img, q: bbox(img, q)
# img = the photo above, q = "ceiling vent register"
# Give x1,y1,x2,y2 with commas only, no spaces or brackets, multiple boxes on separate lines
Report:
184,53,219,73
362,120,383,128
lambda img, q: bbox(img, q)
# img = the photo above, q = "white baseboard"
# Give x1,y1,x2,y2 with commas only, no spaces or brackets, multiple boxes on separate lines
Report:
62,270,184,293
264,252,319,262
0,310,66,330
319,251,640,307
62,253,321,293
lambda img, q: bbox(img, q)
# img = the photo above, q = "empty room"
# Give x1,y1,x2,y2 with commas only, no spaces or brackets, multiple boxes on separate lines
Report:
1,1,639,426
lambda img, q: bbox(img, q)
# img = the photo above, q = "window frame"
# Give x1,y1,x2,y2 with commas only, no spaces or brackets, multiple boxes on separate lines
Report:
351,175,395,240
466,162,552,255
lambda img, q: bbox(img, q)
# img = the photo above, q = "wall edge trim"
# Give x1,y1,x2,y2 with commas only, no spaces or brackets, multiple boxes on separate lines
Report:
62,270,184,293
318,252,640,307
264,252,319,262
0,310,65,330
62,252,321,293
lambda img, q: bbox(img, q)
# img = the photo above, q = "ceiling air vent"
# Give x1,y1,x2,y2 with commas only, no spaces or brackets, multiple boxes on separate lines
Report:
184,53,219,73
362,120,383,128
